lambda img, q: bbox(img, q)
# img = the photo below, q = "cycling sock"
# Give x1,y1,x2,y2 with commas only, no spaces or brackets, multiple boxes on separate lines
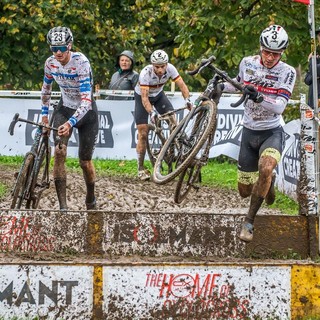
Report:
245,194,264,224
54,178,67,210
86,182,95,204
137,152,146,171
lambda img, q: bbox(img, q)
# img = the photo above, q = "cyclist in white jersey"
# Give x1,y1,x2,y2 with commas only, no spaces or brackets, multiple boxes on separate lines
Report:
219,25,296,242
134,50,192,180
41,26,99,211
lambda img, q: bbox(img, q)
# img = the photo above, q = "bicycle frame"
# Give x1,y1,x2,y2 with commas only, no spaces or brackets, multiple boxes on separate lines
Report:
147,106,188,167
169,56,251,202
9,104,58,209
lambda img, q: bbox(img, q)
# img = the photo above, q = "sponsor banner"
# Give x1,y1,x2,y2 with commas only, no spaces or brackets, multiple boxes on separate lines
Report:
276,119,301,200
103,265,291,319
0,265,93,318
1,95,245,159
0,211,87,253
0,95,300,199
104,213,245,257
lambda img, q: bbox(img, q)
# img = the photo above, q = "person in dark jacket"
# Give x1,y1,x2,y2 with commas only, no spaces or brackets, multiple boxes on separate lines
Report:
107,50,139,100
304,27,320,109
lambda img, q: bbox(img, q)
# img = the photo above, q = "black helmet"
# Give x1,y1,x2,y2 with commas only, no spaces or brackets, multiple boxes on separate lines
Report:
47,26,73,46
116,50,135,69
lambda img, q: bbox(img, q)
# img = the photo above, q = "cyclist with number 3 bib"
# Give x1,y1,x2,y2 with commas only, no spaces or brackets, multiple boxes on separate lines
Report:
41,26,99,211
218,25,296,242
134,49,192,181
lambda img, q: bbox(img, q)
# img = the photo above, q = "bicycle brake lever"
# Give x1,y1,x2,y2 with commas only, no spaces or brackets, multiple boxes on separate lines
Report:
230,94,247,108
8,113,20,136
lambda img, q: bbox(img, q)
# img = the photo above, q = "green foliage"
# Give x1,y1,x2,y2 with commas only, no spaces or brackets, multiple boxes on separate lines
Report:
0,0,318,97
201,159,299,215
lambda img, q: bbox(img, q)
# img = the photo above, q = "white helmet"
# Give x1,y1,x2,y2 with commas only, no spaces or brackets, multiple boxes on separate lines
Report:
260,25,288,52
150,50,169,64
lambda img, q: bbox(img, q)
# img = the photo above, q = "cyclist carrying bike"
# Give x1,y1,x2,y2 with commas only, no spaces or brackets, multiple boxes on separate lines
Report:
134,49,192,181
41,26,99,211
217,25,296,242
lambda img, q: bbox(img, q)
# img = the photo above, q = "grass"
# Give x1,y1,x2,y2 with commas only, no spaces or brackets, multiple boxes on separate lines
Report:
0,155,299,215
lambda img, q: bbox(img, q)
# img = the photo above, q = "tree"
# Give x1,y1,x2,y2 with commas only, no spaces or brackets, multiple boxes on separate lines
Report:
0,0,317,93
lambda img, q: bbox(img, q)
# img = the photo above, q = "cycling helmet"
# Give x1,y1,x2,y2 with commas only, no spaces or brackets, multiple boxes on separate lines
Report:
150,50,169,64
260,25,288,52
47,26,73,46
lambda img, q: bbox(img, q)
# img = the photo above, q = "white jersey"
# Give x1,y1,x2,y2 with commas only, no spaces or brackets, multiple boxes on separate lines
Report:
224,55,296,130
41,52,93,126
134,63,181,97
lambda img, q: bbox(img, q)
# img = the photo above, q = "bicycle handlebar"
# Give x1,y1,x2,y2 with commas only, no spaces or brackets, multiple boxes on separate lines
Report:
158,106,189,120
187,56,252,108
8,113,58,136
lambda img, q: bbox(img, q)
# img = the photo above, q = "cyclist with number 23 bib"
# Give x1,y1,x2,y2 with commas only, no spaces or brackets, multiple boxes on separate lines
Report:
217,25,296,242
41,26,99,211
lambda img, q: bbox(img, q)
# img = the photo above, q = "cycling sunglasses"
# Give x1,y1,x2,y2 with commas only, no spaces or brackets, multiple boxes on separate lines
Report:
50,45,68,53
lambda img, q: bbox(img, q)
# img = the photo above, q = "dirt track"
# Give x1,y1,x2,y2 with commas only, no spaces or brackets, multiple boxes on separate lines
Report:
0,166,283,215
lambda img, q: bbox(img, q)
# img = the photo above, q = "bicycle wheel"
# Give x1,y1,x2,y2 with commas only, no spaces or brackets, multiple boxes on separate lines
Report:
26,136,51,209
146,123,167,167
11,153,34,209
174,162,202,204
153,100,217,184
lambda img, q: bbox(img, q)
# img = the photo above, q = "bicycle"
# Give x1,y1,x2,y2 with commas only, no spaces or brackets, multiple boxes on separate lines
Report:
8,104,59,209
153,56,257,201
146,106,188,169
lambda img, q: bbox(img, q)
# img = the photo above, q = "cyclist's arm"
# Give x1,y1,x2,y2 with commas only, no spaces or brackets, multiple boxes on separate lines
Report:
258,95,288,114
140,86,153,114
256,68,296,114
67,61,93,127
41,61,54,122
175,77,190,99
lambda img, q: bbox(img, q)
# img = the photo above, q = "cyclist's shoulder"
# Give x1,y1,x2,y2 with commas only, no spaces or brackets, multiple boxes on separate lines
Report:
167,63,178,70
71,51,91,63
278,60,296,74
44,54,55,64
241,54,261,65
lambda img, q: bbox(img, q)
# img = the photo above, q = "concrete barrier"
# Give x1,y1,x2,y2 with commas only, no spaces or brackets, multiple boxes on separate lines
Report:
0,260,319,319
0,209,319,318
1,210,317,259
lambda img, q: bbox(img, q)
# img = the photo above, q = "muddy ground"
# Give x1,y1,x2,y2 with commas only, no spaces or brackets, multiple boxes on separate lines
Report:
0,166,283,215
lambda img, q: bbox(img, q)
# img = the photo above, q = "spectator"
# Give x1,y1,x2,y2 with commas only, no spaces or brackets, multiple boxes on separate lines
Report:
107,50,139,100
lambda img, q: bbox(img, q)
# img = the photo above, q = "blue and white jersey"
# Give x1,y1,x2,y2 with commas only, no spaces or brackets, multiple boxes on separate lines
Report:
41,52,93,126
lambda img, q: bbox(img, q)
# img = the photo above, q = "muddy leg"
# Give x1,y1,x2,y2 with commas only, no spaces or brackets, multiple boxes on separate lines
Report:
80,159,96,209
53,144,67,211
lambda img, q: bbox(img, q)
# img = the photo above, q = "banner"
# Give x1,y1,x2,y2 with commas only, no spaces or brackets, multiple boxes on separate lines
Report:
0,95,300,199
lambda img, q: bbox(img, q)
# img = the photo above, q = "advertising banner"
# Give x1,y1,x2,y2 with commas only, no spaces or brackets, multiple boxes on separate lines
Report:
103,265,291,319
0,265,93,319
0,94,300,199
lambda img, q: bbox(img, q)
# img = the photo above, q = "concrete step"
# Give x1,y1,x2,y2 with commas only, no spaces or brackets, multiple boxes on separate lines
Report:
0,209,318,319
